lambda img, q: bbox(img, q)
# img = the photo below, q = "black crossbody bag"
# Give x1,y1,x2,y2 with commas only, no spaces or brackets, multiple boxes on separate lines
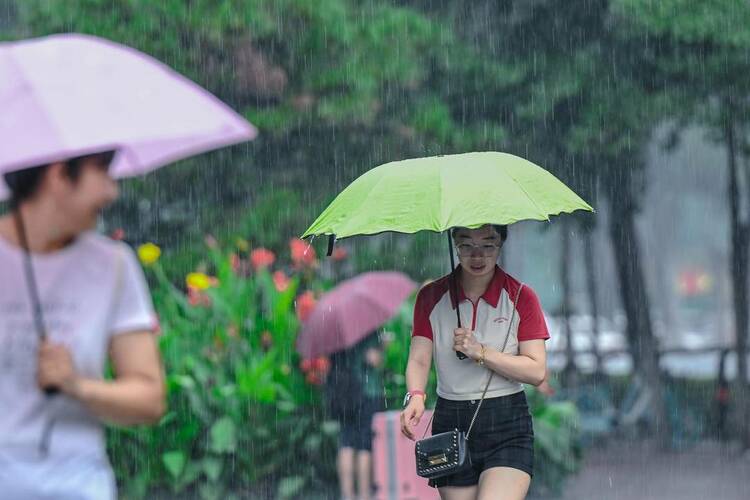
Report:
415,282,524,480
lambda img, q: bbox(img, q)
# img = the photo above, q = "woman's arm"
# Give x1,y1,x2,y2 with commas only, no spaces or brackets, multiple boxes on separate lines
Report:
39,330,166,425
405,335,433,394
453,328,546,386
481,339,546,386
400,336,433,439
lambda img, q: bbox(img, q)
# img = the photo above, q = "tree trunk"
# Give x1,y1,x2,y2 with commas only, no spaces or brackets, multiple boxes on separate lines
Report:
724,113,750,450
582,224,604,377
560,219,577,387
606,168,671,449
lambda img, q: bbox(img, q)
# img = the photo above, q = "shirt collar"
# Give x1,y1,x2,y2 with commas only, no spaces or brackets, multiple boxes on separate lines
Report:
449,265,506,309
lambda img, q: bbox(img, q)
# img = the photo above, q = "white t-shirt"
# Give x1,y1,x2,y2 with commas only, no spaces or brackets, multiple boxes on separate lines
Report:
0,231,156,499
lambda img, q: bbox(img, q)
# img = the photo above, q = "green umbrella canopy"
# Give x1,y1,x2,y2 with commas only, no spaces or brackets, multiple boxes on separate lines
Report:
302,152,593,240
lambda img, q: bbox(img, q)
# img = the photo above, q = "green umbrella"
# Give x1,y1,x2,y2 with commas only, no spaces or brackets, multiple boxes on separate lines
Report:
302,152,592,241
302,151,593,359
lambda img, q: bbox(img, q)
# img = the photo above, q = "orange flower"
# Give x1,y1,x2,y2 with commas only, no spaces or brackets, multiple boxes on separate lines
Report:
295,291,317,322
332,247,348,261
290,238,317,268
273,271,290,292
313,356,331,374
300,358,314,372
250,248,276,270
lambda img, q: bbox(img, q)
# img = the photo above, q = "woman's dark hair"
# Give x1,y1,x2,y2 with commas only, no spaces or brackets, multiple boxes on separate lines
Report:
3,150,116,205
451,224,508,244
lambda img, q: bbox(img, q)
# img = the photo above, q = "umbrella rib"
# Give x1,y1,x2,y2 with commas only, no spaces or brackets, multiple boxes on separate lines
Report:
500,164,551,221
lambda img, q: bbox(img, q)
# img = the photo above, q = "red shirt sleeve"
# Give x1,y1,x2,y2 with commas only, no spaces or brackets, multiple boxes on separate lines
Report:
412,284,436,341
516,286,550,341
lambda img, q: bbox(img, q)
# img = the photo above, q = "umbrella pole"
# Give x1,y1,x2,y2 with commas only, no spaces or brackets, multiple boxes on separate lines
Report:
12,206,58,457
12,207,48,343
447,232,467,360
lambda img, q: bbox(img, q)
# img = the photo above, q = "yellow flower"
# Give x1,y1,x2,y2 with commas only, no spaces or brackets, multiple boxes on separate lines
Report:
186,272,213,290
137,243,161,265
236,238,250,252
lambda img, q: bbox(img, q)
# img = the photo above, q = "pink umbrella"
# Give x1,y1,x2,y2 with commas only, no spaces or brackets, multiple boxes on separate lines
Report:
297,271,417,360
0,33,257,198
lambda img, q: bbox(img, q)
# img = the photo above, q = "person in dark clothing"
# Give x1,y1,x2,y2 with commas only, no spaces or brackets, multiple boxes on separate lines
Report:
325,333,385,500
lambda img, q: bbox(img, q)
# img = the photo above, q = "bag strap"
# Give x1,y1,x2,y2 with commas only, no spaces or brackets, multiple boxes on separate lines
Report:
465,283,524,439
420,283,524,440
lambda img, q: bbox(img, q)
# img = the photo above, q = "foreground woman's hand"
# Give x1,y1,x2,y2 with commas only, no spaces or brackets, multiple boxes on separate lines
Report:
400,396,426,440
37,340,80,395
453,327,483,360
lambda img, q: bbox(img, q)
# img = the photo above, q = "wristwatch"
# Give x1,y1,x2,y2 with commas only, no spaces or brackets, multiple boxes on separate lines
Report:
402,390,426,408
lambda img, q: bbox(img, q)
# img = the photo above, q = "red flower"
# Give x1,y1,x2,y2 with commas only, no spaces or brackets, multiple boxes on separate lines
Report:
273,271,290,292
295,291,317,322
300,359,314,372
305,372,322,385
187,286,211,307
111,228,125,241
290,238,317,268
312,356,331,374
332,247,348,261
250,248,276,270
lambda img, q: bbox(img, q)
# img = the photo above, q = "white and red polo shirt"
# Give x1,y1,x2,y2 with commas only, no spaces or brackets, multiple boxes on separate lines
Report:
413,266,549,400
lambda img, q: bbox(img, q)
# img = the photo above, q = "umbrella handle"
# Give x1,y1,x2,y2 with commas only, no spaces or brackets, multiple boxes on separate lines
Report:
447,232,468,361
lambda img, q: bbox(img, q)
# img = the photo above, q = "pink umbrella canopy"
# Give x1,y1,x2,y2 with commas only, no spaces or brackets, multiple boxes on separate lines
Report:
297,271,417,360
0,33,257,199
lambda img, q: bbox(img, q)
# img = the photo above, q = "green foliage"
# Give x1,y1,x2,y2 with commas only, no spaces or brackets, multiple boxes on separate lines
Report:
528,387,583,496
614,0,750,46
108,240,338,499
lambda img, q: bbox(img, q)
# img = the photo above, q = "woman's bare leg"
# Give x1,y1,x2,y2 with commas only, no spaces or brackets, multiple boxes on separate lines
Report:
439,485,479,500
477,466,530,500
356,450,372,500
337,447,355,499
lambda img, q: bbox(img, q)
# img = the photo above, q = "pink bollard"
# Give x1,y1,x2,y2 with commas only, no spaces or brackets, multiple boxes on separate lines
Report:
372,410,440,500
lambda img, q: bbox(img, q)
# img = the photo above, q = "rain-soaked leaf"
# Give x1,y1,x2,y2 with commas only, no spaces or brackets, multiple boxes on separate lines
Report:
321,420,340,436
277,475,306,499
304,433,322,452
203,457,223,482
162,450,186,479
277,400,297,413
171,374,196,390
209,417,237,453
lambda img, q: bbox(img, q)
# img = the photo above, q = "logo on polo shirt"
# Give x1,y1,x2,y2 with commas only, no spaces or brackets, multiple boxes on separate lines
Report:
494,316,508,323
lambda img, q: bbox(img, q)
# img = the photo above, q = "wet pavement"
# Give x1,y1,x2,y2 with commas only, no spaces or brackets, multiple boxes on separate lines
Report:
555,439,749,500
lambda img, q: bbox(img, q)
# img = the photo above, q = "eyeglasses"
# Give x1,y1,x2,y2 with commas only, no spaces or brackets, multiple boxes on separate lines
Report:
455,242,500,257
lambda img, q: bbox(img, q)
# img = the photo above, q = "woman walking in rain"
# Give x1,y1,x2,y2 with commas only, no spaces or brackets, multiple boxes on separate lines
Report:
0,153,166,499
400,224,549,500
